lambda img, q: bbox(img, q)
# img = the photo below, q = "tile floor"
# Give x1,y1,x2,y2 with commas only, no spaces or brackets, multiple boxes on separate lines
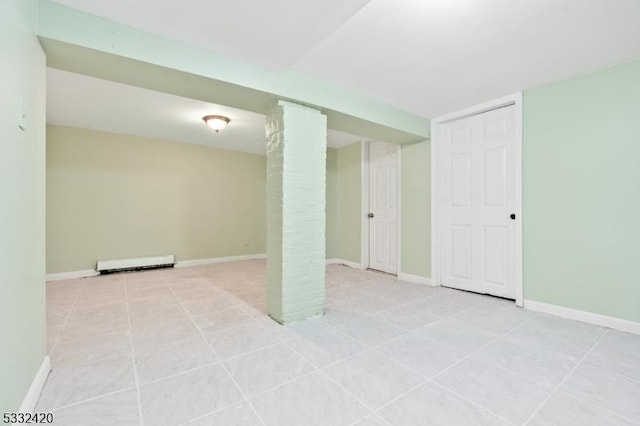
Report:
41,260,640,425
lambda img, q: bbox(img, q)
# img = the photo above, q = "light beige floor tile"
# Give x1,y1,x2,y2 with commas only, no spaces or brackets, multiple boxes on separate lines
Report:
139,364,243,425
375,333,465,378
135,336,217,384
322,350,422,409
353,415,388,426
189,402,263,426
36,355,135,411
285,323,368,368
333,317,406,347
205,322,280,359
59,316,130,342
379,304,441,330
131,318,200,350
379,382,510,426
584,345,640,382
472,337,578,387
251,372,369,426
51,330,132,366
224,343,314,396
435,358,551,424
67,300,128,322
559,364,640,421
597,330,640,354
528,392,635,426
39,262,640,426
415,317,496,357
128,304,189,327
51,389,140,426
47,325,63,352
190,306,255,334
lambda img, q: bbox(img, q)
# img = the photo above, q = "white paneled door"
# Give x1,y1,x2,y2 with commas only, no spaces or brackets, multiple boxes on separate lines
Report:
368,141,399,274
438,105,517,299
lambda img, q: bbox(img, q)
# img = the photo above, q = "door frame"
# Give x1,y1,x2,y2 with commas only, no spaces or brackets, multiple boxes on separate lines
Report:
431,93,523,306
360,140,402,274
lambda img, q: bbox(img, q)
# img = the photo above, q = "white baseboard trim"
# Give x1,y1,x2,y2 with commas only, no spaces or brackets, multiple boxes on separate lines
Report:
175,253,267,268
47,254,268,279
398,272,434,286
19,356,50,413
524,299,640,335
326,259,364,270
46,270,99,282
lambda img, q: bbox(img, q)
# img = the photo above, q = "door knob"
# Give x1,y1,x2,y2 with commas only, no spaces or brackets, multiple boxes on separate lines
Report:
510,213,516,220
368,213,374,218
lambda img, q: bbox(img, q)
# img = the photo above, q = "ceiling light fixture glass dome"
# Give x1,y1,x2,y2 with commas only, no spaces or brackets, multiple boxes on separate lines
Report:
202,115,230,132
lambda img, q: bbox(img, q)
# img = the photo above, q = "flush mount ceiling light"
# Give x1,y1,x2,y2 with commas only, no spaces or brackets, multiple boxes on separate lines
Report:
202,115,230,132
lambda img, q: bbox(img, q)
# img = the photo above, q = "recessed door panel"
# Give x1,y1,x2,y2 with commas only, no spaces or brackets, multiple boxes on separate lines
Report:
483,147,507,206
483,226,507,286
451,124,472,144
450,225,472,279
483,116,507,138
451,154,471,207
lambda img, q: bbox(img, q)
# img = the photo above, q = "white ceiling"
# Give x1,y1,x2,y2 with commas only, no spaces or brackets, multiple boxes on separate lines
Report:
293,0,640,117
47,69,362,155
49,0,640,119
47,0,373,71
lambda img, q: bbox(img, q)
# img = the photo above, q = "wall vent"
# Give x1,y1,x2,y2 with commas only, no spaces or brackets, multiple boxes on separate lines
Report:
96,255,175,274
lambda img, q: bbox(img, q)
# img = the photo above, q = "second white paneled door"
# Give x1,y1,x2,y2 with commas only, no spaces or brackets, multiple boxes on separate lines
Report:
368,141,399,274
438,105,517,299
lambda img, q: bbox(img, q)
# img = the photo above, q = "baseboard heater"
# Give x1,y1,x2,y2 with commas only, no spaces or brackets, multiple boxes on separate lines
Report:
96,255,175,274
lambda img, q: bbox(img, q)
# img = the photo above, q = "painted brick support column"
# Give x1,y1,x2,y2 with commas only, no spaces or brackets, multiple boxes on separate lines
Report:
266,100,327,324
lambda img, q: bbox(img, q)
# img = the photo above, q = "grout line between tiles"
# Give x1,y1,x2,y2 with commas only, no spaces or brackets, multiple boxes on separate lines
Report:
428,313,539,381
123,275,146,426
283,286,502,379
367,382,424,423
134,360,221,387
287,346,379,423
369,311,540,424
539,386,640,425
428,379,518,425
47,279,84,356
522,329,611,425
168,276,269,426
242,368,319,401
46,262,639,426
347,413,393,426
578,352,640,386
347,292,503,367
48,386,139,413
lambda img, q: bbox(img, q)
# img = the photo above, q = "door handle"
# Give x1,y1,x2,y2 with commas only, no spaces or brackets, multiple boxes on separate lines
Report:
510,213,516,220
368,213,374,218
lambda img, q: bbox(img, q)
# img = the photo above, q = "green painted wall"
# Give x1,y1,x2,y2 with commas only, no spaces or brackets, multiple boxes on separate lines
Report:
523,59,640,322
401,141,431,278
47,126,267,273
326,148,339,259
336,143,363,264
0,0,47,412
333,140,432,276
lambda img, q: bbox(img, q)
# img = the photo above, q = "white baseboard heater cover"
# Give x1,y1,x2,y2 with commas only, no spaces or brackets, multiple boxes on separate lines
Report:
96,255,175,273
